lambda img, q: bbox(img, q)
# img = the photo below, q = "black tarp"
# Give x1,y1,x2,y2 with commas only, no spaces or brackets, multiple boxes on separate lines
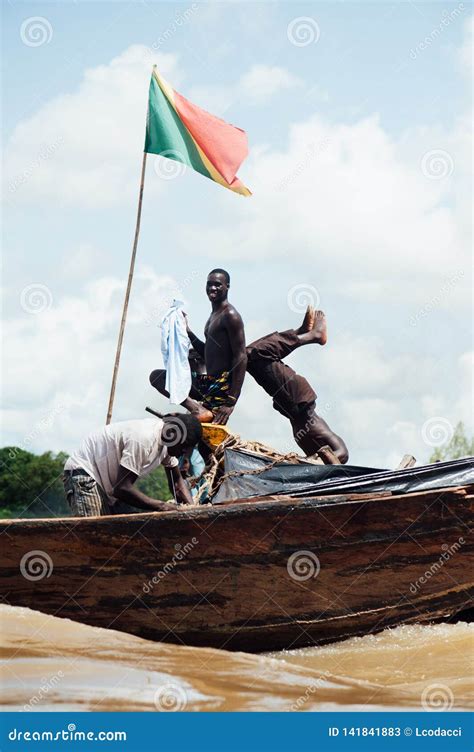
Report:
212,451,474,504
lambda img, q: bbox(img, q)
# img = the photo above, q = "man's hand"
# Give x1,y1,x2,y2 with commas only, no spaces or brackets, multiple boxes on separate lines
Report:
182,311,190,334
114,466,177,512
148,500,178,512
212,405,234,425
166,466,194,505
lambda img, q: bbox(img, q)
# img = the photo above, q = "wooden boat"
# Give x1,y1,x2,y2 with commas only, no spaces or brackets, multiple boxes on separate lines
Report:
0,480,472,653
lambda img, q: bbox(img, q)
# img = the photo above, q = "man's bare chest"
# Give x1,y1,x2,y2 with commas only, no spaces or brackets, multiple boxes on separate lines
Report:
205,314,227,340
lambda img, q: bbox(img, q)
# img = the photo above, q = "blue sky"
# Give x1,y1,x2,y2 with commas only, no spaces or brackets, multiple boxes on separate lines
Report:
2,0,473,467
2,1,469,136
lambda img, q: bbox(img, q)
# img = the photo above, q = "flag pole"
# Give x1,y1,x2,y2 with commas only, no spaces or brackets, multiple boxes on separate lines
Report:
106,152,148,424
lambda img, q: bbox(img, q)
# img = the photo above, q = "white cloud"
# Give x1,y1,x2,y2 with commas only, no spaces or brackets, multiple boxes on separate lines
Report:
2,264,472,468
2,21,472,468
3,46,181,208
188,64,303,113
1,266,188,453
238,64,302,102
178,109,471,308
4,48,303,209
175,10,473,310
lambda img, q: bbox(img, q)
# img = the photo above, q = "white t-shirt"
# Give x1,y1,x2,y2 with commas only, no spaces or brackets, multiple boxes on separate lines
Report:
64,419,178,504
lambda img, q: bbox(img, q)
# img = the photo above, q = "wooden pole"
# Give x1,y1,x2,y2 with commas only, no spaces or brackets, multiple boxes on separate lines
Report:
106,152,148,424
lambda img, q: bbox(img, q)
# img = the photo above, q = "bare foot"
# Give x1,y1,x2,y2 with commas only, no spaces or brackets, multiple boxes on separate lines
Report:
297,310,327,345
297,305,316,334
313,310,327,345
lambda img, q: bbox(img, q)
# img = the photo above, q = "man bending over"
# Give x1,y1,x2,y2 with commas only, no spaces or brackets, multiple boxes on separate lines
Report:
63,414,202,516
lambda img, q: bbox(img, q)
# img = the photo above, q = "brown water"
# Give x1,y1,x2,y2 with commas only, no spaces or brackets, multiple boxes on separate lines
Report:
1,606,472,712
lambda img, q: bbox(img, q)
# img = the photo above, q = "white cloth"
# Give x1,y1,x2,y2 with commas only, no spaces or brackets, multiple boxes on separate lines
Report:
161,299,191,404
64,418,178,504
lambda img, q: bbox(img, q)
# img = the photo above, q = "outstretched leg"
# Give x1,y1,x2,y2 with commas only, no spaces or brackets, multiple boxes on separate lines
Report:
291,408,349,463
245,306,348,462
246,307,327,364
149,369,213,422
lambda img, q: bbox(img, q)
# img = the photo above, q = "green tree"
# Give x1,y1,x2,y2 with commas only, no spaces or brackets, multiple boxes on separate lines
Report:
0,447,174,519
136,466,173,501
429,422,474,463
0,447,69,519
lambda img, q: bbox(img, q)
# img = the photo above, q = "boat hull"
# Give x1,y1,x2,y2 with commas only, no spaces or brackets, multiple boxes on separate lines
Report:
0,487,472,652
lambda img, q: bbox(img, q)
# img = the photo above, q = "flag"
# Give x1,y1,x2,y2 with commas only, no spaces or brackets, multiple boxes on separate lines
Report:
145,67,251,196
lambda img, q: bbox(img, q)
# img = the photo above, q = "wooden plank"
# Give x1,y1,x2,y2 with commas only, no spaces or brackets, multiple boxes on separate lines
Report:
315,445,342,465
396,454,417,470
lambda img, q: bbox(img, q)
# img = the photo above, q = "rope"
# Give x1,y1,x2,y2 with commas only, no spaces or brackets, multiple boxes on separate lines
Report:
189,433,320,504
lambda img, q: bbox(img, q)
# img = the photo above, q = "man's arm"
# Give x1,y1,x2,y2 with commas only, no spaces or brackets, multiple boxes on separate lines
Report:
187,329,205,357
183,313,205,357
113,465,177,512
166,465,194,506
213,309,247,425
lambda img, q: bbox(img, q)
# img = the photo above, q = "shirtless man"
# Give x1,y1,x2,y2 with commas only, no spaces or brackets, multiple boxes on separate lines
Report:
150,269,247,426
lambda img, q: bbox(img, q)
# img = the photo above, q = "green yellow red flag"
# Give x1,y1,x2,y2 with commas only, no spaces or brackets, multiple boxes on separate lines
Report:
145,67,251,196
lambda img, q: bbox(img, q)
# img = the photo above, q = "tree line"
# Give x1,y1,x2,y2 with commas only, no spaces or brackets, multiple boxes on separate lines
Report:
0,446,172,519
0,422,472,519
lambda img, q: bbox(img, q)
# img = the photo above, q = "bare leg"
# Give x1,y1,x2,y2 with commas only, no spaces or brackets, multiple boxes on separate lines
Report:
291,408,349,463
149,370,213,422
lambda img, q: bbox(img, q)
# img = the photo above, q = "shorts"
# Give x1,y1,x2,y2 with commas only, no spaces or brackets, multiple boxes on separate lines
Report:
191,371,233,410
63,470,111,517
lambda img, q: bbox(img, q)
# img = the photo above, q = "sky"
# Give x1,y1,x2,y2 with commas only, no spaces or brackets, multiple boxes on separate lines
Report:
2,0,473,468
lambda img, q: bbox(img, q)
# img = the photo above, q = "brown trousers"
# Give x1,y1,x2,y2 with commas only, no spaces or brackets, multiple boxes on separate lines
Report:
246,330,316,420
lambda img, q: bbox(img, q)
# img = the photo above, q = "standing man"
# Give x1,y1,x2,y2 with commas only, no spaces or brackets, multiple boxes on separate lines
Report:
246,307,349,463
150,269,247,426
63,414,202,516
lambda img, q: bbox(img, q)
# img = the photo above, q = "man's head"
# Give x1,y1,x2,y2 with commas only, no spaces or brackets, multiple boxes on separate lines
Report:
206,268,230,304
161,413,203,457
